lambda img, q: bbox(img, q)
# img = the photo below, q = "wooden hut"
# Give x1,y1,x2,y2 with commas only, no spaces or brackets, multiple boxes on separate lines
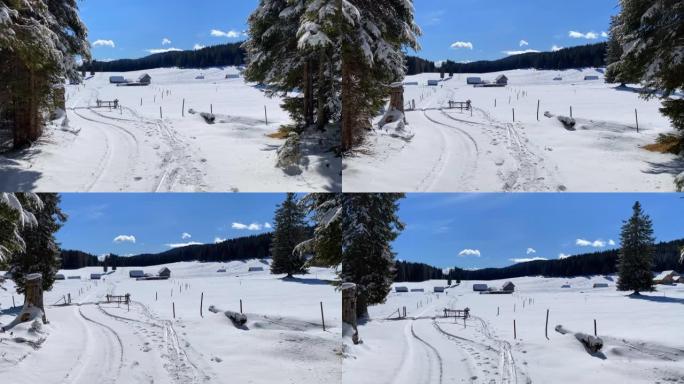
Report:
158,267,171,278
502,281,515,292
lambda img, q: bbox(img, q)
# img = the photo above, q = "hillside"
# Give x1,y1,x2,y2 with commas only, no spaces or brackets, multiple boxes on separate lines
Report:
395,238,684,282
82,43,246,72
407,43,607,75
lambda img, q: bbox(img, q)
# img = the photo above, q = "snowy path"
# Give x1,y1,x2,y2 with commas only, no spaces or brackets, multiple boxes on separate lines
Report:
343,69,682,192
0,68,341,192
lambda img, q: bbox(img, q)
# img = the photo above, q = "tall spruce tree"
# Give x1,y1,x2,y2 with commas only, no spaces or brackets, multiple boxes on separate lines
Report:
341,193,405,317
271,193,309,277
607,0,684,157
617,201,655,294
296,193,342,267
0,0,90,148
9,193,65,294
340,1,420,151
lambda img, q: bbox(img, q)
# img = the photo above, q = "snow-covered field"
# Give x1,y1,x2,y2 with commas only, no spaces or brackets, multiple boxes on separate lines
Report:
343,69,683,192
344,275,684,384
0,260,342,384
0,67,341,192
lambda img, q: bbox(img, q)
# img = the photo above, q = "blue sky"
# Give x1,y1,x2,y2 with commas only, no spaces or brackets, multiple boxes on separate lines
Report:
394,194,684,270
56,193,285,256
80,0,257,60
413,0,620,62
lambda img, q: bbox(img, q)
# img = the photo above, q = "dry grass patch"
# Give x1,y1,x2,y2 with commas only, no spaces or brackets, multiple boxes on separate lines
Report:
643,134,682,155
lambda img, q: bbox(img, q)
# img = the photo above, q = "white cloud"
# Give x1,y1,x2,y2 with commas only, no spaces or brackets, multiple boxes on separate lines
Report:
450,41,473,50
458,249,481,257
165,241,202,249
608,239,616,246
113,235,136,243
576,238,607,248
434,60,446,68
568,31,599,39
601,31,609,38
211,29,244,38
559,253,570,259
193,43,205,50
503,49,540,56
214,237,226,244
146,47,182,54
181,232,192,240
264,222,272,229
93,39,115,48
162,38,172,45
526,248,536,255
510,257,548,263
519,40,529,47
551,45,564,52
232,222,263,231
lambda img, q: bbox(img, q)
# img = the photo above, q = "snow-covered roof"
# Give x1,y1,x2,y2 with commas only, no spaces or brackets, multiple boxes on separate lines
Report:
654,270,679,280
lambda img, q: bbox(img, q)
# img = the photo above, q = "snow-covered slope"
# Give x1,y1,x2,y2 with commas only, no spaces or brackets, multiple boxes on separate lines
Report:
344,275,684,384
0,67,341,192
0,260,341,384
343,68,682,192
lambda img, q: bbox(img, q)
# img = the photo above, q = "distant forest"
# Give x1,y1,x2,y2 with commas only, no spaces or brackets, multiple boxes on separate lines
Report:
406,43,607,75
60,233,272,270
81,43,246,73
395,238,684,282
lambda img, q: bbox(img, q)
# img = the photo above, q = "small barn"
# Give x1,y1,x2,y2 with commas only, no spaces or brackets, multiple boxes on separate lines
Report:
248,267,264,272
158,267,171,278
395,286,409,293
467,77,482,85
553,76,563,81
584,75,599,81
502,281,515,292
403,81,419,86
68,276,80,280
593,283,608,288
410,288,425,292
129,270,145,278
137,73,151,85
195,75,205,80
55,274,65,280
109,76,126,84
217,268,227,273
473,284,488,292
495,75,508,85
225,74,240,79
433,286,445,293
427,80,440,86
654,270,680,285
90,273,102,280
561,284,571,288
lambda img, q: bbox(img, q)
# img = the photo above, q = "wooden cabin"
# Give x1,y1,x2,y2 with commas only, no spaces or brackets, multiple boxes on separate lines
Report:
502,281,515,292
158,267,171,278
495,75,509,85
654,270,680,285
395,286,409,293
473,283,488,292
129,270,145,278
467,77,482,85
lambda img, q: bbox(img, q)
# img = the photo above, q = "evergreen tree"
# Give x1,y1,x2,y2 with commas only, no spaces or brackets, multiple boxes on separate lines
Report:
9,194,65,294
0,0,90,148
270,193,309,277
296,193,342,267
617,201,655,294
0,193,43,288
608,0,684,151
340,1,421,151
341,193,405,317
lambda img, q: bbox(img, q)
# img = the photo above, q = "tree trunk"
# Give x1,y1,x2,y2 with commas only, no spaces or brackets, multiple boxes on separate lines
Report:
341,51,354,151
316,51,328,131
342,283,359,344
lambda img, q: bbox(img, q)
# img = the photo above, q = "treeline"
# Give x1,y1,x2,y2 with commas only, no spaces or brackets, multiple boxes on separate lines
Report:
82,43,246,73
395,238,684,282
406,43,607,76
59,233,272,270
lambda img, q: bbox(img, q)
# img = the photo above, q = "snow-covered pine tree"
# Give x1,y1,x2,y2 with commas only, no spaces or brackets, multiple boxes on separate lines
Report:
9,193,65,294
340,0,421,151
0,0,90,148
0,193,42,287
295,193,341,267
271,193,309,277
608,0,684,157
617,201,656,295
341,193,405,317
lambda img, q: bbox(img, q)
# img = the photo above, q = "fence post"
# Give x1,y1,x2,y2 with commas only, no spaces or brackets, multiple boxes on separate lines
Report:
545,309,549,340
182,99,185,117
173,302,175,319
497,306,499,316
160,106,163,119
495,98,497,107
594,319,597,336
210,104,213,114
537,100,540,121
141,97,142,106
240,299,243,314
320,302,325,331
12,295,15,308
264,106,268,125
514,319,517,339
156,291,158,301
200,292,204,318
513,108,515,122
570,106,573,118
635,109,639,133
